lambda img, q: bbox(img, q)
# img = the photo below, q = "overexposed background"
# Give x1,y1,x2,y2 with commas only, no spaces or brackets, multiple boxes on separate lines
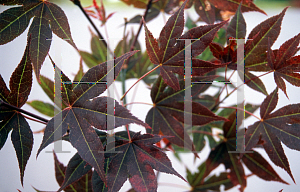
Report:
0,0,300,191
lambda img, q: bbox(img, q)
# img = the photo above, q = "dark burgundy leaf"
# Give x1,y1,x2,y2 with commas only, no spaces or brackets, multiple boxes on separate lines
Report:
0,1,76,79
146,76,226,154
194,0,216,24
245,88,300,183
227,3,246,40
107,133,185,192
0,40,33,186
37,51,150,185
143,0,228,90
208,0,266,15
267,33,300,98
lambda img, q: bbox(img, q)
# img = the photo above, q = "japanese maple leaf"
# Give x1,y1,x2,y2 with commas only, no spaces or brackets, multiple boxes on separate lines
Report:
267,34,300,98
146,76,227,154
0,0,76,79
106,132,186,192
245,7,288,71
143,0,228,90
245,88,300,183
0,40,33,185
208,0,266,15
196,111,288,191
58,130,135,192
37,51,150,185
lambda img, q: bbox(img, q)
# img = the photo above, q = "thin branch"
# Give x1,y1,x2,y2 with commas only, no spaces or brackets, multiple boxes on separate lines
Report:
22,114,48,125
158,182,190,190
219,106,261,120
0,100,49,123
120,64,160,100
211,70,272,111
72,0,107,48
124,102,154,108
129,0,153,51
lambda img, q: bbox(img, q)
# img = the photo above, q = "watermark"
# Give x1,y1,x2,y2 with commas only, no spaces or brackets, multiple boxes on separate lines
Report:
47,38,121,153
179,38,252,154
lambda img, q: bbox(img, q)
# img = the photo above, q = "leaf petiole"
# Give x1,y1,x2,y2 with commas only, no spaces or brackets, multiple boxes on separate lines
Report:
0,100,49,123
218,106,261,120
120,64,160,100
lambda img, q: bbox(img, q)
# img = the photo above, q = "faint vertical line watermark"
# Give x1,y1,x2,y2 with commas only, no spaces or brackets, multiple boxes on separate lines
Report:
179,38,251,154
228,39,252,154
46,38,71,153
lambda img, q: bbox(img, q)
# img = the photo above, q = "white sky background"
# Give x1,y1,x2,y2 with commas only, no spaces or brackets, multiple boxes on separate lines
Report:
0,1,300,191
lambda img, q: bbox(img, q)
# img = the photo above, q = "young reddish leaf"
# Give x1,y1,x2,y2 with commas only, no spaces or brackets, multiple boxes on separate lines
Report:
0,40,33,186
143,0,228,90
227,3,246,40
267,33,300,98
245,7,287,65
146,76,227,154
0,1,76,79
245,88,300,182
194,0,216,24
84,0,115,26
208,0,266,15
107,133,185,192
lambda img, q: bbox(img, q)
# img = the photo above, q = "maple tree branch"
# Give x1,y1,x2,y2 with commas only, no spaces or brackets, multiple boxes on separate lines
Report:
158,182,190,189
124,102,154,107
72,0,108,48
0,100,49,123
218,106,261,120
129,0,153,51
120,64,160,101
211,70,273,111
22,114,48,125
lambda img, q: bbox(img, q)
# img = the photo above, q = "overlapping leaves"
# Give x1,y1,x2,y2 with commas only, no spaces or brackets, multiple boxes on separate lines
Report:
0,0,76,79
245,88,300,182
267,34,300,98
189,111,288,191
143,0,228,90
0,40,32,185
37,51,150,185
146,76,227,153
106,132,185,192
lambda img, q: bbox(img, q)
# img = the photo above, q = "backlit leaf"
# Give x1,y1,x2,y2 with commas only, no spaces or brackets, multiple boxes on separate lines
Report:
106,132,185,192
37,51,149,185
0,40,33,185
245,88,300,182
208,0,266,15
0,0,76,79
267,33,300,98
146,76,227,153
144,0,228,90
